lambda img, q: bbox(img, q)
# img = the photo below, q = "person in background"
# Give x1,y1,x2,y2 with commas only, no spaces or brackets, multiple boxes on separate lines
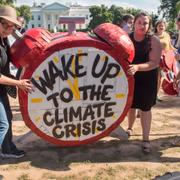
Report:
121,14,134,34
122,14,139,118
0,5,33,158
110,14,135,138
127,12,162,154
154,19,176,101
174,16,180,95
175,16,180,60
17,16,26,34
175,17,180,49
155,19,176,51
169,31,177,47
174,71,180,90
12,17,27,80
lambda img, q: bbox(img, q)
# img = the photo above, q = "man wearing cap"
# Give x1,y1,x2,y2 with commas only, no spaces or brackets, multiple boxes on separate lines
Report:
0,5,33,158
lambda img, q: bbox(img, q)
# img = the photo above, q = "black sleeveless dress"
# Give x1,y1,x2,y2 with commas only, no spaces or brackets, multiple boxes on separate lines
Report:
130,33,158,111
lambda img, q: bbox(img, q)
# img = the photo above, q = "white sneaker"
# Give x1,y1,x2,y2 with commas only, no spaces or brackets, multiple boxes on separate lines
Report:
109,126,129,140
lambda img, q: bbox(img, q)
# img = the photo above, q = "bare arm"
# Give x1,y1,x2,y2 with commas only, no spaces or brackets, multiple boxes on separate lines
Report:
169,41,176,51
0,74,33,93
175,53,180,61
177,71,180,81
128,35,162,75
167,33,176,51
174,71,180,90
175,71,180,82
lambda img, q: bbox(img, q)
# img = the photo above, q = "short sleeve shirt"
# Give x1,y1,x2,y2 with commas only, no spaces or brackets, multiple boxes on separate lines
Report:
0,38,10,94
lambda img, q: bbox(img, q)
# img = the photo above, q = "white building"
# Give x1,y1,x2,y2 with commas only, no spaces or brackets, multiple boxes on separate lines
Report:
27,2,91,31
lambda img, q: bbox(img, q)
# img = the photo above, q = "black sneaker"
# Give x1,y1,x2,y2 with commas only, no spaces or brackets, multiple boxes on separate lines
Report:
1,149,25,159
14,149,25,155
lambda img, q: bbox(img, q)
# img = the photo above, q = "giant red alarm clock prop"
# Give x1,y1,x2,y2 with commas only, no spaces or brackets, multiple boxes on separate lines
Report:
10,17,134,146
161,50,180,96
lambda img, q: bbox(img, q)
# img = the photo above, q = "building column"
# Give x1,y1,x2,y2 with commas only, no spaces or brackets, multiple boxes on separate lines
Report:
42,12,47,29
51,13,55,31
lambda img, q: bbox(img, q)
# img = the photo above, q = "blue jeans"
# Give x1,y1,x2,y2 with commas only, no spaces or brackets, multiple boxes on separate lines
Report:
0,96,9,146
1,94,18,153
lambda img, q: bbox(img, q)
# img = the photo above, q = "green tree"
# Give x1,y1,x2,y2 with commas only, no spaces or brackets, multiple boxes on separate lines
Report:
16,5,31,23
88,5,113,29
125,8,141,16
176,1,180,16
109,5,125,25
166,21,176,32
158,0,179,21
150,12,159,27
88,4,160,30
0,0,15,5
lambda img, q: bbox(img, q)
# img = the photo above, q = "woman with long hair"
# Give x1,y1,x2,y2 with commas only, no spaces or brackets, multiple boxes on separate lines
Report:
127,12,162,153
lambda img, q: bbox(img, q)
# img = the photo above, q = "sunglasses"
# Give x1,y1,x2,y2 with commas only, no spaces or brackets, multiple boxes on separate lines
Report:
0,20,16,29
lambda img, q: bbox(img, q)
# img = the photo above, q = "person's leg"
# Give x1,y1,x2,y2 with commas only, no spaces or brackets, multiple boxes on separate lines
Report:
0,97,9,146
157,70,162,101
136,109,141,118
1,116,14,153
140,110,152,141
127,108,136,136
1,95,25,158
1,95,14,153
127,108,136,129
140,110,152,153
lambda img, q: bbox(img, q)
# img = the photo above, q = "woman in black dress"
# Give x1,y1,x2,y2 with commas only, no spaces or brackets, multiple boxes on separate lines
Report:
127,12,162,153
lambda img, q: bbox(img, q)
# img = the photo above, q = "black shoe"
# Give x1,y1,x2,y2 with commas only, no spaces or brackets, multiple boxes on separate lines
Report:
1,149,25,159
15,149,25,155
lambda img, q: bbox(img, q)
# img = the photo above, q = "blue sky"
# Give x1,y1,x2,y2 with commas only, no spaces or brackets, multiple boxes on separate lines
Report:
15,0,161,13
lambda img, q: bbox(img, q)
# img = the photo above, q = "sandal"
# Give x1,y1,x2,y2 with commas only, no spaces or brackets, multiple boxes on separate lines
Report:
142,140,151,154
157,96,163,102
136,110,140,118
126,128,133,137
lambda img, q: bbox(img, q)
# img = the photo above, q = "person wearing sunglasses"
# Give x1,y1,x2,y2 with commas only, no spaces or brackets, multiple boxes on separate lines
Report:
0,5,33,158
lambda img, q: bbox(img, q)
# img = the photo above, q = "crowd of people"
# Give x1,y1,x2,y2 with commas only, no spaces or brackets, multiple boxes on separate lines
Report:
126,12,162,154
0,5,179,159
121,13,180,153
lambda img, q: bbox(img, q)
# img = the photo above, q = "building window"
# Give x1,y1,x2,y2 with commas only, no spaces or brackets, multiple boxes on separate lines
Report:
47,15,51,21
31,15,34,20
32,24,34,28
63,24,66,30
38,24,41,27
86,15,88,19
48,24,51,30
38,15,41,20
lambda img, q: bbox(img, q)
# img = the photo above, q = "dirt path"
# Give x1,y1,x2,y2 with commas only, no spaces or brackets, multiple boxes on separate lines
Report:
0,93,180,180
